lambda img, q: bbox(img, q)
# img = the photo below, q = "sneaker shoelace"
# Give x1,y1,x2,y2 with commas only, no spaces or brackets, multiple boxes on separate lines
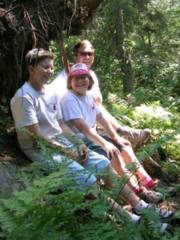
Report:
134,203,174,220
137,216,172,233
147,204,173,219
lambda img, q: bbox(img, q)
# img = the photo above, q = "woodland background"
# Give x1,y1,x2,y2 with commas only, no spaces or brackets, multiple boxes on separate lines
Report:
0,0,180,239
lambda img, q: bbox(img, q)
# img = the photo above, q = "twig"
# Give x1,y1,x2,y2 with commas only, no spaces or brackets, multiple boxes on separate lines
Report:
144,156,161,168
56,28,70,75
0,5,20,18
68,0,77,35
22,4,37,48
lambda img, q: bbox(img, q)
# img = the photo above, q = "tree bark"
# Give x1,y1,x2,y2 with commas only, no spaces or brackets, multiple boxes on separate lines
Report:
0,0,104,105
116,10,133,93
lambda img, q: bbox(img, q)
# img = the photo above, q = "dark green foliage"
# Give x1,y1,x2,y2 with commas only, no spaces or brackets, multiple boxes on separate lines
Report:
51,0,180,100
0,163,175,240
0,141,176,240
2,0,180,239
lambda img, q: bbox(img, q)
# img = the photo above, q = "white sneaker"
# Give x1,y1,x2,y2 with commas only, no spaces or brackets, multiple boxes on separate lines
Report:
133,204,174,223
137,217,173,234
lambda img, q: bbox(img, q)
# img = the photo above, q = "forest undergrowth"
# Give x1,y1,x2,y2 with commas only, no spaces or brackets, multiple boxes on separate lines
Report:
1,89,180,239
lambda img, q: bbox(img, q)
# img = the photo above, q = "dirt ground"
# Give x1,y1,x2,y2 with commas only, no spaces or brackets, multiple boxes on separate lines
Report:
0,109,29,165
0,108,180,216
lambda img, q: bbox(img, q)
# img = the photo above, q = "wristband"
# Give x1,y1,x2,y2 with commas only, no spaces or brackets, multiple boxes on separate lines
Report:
70,149,75,155
67,148,74,157
113,136,118,141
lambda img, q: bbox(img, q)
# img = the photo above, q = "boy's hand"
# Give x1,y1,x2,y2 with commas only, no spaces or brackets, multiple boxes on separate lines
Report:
66,144,89,165
77,143,89,165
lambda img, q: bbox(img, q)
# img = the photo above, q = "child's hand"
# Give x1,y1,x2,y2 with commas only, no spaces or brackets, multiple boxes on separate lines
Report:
102,141,120,159
115,137,131,147
77,143,89,165
66,143,89,165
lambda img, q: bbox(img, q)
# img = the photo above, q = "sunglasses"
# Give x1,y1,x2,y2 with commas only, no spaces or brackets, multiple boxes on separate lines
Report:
78,51,94,57
29,48,44,63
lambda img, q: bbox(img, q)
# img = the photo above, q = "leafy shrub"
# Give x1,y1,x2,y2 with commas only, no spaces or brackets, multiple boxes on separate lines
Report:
0,161,175,240
0,139,176,239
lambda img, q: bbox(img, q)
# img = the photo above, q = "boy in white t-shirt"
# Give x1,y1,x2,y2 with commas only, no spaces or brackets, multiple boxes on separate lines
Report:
10,48,108,190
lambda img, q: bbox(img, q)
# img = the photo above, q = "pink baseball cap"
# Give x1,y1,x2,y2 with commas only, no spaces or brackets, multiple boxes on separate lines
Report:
69,63,90,76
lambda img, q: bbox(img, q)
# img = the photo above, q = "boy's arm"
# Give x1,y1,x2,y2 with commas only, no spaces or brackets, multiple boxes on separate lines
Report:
26,122,88,164
26,123,72,154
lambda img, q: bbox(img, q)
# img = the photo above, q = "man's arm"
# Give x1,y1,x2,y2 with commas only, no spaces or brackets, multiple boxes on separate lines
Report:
96,104,122,131
96,113,131,147
94,96,102,104
90,70,103,104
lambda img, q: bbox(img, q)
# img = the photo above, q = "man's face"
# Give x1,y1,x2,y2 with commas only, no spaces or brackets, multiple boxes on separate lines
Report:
74,44,94,68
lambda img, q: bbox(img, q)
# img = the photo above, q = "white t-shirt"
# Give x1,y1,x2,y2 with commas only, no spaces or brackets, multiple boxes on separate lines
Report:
11,82,63,161
51,69,103,102
61,91,101,139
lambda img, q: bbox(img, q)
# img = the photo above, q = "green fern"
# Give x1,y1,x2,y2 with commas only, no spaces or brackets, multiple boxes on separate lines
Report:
0,128,178,239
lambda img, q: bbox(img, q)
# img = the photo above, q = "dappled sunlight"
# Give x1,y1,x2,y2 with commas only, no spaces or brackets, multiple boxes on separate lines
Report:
135,104,172,119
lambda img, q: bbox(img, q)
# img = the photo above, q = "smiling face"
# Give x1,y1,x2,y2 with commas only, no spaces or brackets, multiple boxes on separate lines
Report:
28,58,54,91
70,75,90,96
74,42,94,68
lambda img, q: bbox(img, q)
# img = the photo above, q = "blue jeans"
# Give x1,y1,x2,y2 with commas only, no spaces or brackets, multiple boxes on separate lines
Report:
83,136,125,160
25,135,110,191
47,150,109,190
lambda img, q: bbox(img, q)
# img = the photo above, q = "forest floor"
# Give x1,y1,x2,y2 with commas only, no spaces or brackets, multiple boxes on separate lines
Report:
0,108,29,165
0,107,180,224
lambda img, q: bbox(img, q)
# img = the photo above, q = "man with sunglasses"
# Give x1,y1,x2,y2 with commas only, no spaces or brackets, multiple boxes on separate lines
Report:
51,40,151,146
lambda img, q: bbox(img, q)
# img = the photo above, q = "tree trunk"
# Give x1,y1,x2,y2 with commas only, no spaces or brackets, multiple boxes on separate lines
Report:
116,10,133,93
0,0,104,105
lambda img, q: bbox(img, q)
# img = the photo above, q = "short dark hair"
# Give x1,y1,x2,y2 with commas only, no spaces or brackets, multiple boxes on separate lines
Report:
67,75,94,91
25,48,54,69
73,40,94,56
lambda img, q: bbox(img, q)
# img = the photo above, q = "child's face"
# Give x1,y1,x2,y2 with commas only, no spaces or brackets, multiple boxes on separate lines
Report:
29,58,54,86
71,75,90,96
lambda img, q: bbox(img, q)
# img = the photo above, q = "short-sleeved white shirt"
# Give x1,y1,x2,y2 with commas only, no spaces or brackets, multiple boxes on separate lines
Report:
51,69,103,102
61,91,101,139
11,82,63,160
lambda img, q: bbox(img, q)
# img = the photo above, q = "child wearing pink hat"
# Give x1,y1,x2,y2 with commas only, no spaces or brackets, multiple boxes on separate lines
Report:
61,63,175,205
